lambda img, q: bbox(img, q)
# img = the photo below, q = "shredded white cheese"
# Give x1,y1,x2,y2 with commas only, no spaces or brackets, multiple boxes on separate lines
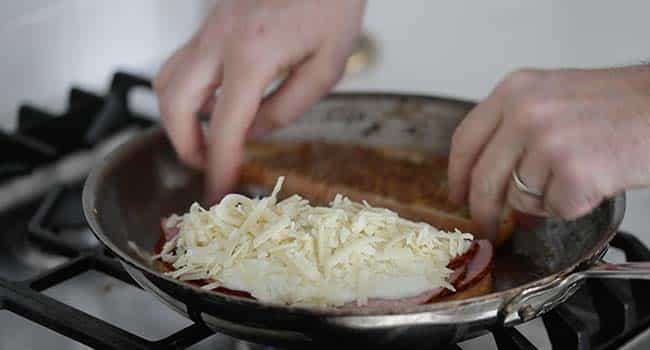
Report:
156,177,473,307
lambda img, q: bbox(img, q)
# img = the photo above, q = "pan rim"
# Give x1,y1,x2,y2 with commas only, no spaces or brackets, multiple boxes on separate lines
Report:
82,92,625,319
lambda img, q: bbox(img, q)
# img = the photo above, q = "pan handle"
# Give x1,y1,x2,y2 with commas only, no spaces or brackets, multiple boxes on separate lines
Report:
575,261,650,279
499,260,650,324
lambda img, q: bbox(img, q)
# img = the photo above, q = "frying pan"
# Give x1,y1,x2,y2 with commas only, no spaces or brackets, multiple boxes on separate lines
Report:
83,93,650,348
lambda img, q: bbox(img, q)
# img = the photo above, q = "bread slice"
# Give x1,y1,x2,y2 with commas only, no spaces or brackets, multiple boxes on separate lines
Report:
239,141,516,247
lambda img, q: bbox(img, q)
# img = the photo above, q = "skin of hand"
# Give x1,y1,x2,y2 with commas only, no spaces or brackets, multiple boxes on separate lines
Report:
448,65,650,239
154,0,366,202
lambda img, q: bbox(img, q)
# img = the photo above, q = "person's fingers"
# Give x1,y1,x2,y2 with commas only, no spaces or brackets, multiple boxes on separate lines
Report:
153,35,198,92
543,161,605,220
157,47,222,169
199,95,217,117
450,69,544,205
448,92,503,205
205,53,279,202
468,124,526,238
505,146,550,217
541,126,614,219
248,52,345,138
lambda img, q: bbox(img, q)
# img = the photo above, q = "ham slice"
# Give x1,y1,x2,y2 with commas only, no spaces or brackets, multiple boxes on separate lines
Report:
455,240,494,290
343,239,493,307
161,217,180,241
448,241,478,269
343,264,467,308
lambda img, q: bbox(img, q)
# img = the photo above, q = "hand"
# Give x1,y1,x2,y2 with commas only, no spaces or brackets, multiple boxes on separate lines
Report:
448,65,650,237
154,0,366,202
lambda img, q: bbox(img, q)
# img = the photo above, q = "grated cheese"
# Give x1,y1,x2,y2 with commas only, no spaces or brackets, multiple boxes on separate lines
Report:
155,177,474,307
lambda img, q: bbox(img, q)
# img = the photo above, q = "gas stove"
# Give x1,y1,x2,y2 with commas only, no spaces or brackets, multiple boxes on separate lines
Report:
1,72,650,350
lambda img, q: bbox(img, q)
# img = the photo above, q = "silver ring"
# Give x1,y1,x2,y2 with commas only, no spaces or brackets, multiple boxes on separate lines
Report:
512,169,543,197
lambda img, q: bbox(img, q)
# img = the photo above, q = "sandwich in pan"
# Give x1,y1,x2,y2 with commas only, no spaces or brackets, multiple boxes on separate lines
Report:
153,141,510,307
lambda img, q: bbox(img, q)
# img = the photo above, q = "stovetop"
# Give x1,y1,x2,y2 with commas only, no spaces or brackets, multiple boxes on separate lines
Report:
1,72,650,350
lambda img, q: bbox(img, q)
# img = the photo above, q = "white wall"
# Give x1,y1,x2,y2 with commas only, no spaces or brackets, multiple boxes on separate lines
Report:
342,1,650,97
0,0,212,130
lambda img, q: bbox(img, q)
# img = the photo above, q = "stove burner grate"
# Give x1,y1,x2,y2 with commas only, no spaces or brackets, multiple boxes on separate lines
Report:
0,252,214,350
29,183,97,258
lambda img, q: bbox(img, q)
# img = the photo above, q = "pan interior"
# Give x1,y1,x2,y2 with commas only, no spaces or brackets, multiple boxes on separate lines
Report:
88,94,617,306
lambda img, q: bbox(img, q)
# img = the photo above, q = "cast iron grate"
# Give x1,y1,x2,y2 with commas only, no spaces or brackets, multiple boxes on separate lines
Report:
1,71,650,349
29,183,96,258
541,232,650,350
0,72,152,183
0,252,214,350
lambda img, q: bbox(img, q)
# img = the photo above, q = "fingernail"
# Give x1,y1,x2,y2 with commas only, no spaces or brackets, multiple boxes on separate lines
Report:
447,178,467,205
203,165,241,206
247,123,269,140
183,154,204,171
203,173,225,205
447,184,461,204
448,192,462,205
481,218,499,242
196,149,207,169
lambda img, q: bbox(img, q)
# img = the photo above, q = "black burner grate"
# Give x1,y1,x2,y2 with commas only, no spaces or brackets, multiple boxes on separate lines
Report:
2,72,650,349
29,184,96,258
0,253,213,350
541,232,650,350
0,72,152,183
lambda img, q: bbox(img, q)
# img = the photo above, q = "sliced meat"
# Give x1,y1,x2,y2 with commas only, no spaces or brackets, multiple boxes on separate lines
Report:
160,217,180,241
343,263,467,309
448,241,478,269
207,284,253,299
455,240,494,290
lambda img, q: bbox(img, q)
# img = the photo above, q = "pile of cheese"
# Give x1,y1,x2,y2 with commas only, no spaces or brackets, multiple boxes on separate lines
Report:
155,177,473,307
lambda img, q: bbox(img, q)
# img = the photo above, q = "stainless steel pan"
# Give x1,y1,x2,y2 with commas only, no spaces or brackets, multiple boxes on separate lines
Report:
82,93,650,348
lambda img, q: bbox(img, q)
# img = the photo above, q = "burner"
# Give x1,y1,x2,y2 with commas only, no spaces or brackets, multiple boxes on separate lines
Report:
0,73,152,186
540,233,650,350
0,199,66,280
0,130,55,181
29,183,99,258
0,253,215,349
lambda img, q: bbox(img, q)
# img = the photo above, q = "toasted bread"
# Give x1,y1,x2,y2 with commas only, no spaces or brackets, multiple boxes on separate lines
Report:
239,141,516,247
